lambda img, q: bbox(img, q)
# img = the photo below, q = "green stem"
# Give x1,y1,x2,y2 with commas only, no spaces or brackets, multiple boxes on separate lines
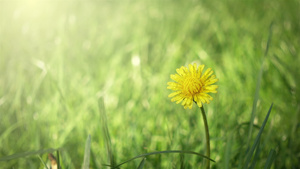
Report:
200,106,210,169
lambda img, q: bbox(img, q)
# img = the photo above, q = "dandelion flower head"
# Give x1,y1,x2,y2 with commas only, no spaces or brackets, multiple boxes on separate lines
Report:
167,63,218,109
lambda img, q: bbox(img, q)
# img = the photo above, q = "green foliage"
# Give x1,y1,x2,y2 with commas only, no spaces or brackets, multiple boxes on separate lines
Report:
137,158,146,169
82,135,91,169
244,104,273,169
112,150,214,168
0,0,299,168
0,149,58,162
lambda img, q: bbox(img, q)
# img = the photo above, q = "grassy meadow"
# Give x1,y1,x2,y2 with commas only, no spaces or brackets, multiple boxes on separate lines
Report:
0,0,299,168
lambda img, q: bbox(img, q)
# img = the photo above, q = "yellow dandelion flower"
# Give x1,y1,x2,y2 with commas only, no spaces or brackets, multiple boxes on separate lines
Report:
167,63,218,109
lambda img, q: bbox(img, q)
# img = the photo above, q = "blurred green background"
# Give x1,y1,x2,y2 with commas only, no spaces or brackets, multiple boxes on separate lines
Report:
0,0,299,168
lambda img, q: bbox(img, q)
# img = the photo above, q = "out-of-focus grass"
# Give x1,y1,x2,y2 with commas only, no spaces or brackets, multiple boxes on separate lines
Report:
0,0,299,168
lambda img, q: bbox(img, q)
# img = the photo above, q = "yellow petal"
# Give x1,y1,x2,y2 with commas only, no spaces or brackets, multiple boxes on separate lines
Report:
196,100,202,107
181,98,187,106
202,68,213,79
170,74,182,82
167,86,181,90
171,95,183,102
176,68,184,76
168,91,182,97
204,85,218,93
193,95,198,102
167,82,181,87
175,96,184,104
199,95,206,103
188,64,195,74
197,65,205,76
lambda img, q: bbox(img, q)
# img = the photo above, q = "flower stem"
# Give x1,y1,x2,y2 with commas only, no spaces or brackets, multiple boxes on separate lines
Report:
200,106,210,169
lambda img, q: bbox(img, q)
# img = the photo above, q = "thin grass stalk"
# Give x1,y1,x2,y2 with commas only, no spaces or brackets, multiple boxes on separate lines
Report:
200,106,210,169
82,135,91,169
38,155,49,169
113,150,215,168
99,98,115,168
246,21,273,149
56,150,60,169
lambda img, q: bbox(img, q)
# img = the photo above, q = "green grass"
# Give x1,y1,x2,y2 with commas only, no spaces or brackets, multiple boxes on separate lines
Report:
0,0,299,168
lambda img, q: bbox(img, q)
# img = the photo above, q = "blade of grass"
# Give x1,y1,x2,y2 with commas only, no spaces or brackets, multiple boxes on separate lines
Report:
0,148,58,161
263,149,276,169
180,153,185,169
98,97,116,168
243,103,273,169
249,141,262,169
246,22,273,149
91,148,101,169
82,135,91,169
110,150,215,168
56,150,61,169
137,158,146,169
236,123,260,168
38,155,49,169
224,134,232,169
